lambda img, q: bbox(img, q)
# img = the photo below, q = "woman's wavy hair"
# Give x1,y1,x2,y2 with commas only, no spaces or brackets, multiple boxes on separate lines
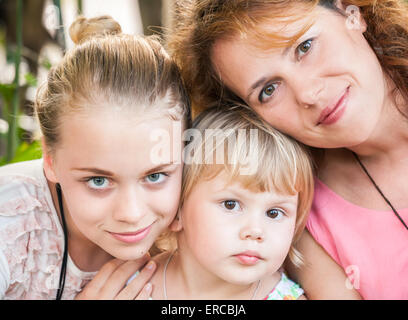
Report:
166,0,408,117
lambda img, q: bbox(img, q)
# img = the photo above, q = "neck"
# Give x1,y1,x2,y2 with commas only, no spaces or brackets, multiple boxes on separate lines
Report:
47,179,113,272
165,238,259,300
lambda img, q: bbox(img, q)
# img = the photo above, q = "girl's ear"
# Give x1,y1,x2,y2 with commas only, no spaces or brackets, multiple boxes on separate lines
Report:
169,209,183,232
41,138,58,183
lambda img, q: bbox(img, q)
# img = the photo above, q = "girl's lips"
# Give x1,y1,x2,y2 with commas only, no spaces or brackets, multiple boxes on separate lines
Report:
317,87,350,126
109,224,152,244
234,251,261,266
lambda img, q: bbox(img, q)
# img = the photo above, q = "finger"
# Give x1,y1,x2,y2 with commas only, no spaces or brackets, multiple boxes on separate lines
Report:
99,256,150,298
84,259,126,293
115,260,156,300
134,282,153,300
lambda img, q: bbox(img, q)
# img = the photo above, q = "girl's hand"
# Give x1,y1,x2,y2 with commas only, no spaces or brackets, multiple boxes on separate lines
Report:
75,255,156,300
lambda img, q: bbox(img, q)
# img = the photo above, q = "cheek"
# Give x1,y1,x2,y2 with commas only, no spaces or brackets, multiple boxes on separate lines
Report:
63,187,109,227
53,169,108,220
149,178,182,222
265,220,296,262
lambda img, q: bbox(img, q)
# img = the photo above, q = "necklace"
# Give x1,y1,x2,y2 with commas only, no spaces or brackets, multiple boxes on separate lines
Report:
163,250,261,300
352,151,408,231
55,183,69,300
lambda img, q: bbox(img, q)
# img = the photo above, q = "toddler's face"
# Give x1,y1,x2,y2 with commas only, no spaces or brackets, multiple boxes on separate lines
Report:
44,108,183,261
178,171,298,284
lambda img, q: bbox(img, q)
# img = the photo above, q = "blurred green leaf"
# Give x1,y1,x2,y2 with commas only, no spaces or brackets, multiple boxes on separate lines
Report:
0,82,15,104
24,73,37,87
41,58,52,70
9,140,42,164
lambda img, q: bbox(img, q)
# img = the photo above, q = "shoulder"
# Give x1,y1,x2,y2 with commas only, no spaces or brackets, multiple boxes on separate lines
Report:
0,160,63,299
264,272,304,300
0,159,53,225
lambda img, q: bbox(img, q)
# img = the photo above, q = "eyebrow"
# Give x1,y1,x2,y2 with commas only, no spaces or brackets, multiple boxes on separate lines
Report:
71,167,115,176
144,163,178,175
246,77,268,102
72,163,178,177
245,44,295,102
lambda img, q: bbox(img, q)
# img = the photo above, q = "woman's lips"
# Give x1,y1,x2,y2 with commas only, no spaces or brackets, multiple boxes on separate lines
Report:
109,224,152,244
317,87,350,126
234,251,261,266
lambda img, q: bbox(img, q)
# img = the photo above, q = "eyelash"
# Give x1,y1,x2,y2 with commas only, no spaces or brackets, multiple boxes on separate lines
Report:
144,172,169,184
296,38,314,59
266,208,286,221
221,200,242,212
258,38,314,104
83,172,170,192
85,177,111,191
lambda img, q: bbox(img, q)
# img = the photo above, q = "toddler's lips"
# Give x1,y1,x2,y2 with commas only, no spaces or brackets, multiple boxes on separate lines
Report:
234,251,261,266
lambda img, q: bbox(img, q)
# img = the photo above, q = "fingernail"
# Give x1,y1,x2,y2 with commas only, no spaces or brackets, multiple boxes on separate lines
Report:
146,261,155,270
145,282,152,292
125,271,140,286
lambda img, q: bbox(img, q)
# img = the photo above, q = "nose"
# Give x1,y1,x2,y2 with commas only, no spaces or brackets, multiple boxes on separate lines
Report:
112,186,146,224
239,217,265,242
291,75,325,108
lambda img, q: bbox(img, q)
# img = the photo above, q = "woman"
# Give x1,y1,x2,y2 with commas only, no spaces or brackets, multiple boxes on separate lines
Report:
167,0,408,299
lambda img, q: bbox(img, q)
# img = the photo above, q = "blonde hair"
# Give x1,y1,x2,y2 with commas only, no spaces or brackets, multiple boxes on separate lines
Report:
36,15,191,154
167,0,408,116
180,105,314,267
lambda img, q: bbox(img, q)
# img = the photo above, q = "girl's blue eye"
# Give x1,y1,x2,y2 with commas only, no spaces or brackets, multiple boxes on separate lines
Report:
296,39,313,57
146,173,166,183
87,177,109,189
259,83,278,103
222,200,241,211
266,208,285,220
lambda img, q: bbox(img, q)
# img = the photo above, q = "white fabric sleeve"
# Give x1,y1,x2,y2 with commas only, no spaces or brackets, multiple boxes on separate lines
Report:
0,248,10,299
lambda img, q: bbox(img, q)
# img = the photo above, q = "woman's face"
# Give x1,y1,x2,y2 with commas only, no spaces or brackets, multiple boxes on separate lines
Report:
44,108,183,261
211,5,387,148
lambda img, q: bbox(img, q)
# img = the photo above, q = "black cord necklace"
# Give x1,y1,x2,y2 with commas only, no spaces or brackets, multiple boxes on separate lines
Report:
55,183,69,300
352,151,408,231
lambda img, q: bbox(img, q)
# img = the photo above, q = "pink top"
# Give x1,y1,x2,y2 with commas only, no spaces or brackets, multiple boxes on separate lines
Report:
306,178,408,300
0,159,96,300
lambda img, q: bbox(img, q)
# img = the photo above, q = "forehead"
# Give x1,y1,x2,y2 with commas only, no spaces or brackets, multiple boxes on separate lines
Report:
55,110,181,174
222,3,320,50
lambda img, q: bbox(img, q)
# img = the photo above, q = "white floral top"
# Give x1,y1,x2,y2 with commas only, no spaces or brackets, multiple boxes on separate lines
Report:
264,272,304,300
0,159,96,300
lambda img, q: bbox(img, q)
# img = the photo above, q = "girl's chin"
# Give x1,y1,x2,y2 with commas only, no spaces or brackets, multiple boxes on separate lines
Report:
104,242,152,261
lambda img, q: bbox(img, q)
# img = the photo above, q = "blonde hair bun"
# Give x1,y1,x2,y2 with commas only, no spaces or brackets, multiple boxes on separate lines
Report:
69,15,122,44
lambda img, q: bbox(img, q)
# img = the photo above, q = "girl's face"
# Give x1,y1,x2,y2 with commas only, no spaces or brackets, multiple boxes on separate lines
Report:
176,171,298,285
211,5,388,149
44,108,183,261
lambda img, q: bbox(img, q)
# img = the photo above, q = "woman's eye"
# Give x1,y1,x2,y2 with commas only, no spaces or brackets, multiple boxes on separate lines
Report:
259,83,278,103
296,39,313,57
266,208,285,220
222,200,241,211
87,177,109,189
146,173,167,184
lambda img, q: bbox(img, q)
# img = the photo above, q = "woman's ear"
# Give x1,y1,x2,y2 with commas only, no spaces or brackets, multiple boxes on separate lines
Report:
336,1,367,33
169,209,183,232
41,138,58,183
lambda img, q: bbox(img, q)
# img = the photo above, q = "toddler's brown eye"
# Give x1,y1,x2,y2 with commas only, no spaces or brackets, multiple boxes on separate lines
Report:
266,209,284,220
223,200,238,210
